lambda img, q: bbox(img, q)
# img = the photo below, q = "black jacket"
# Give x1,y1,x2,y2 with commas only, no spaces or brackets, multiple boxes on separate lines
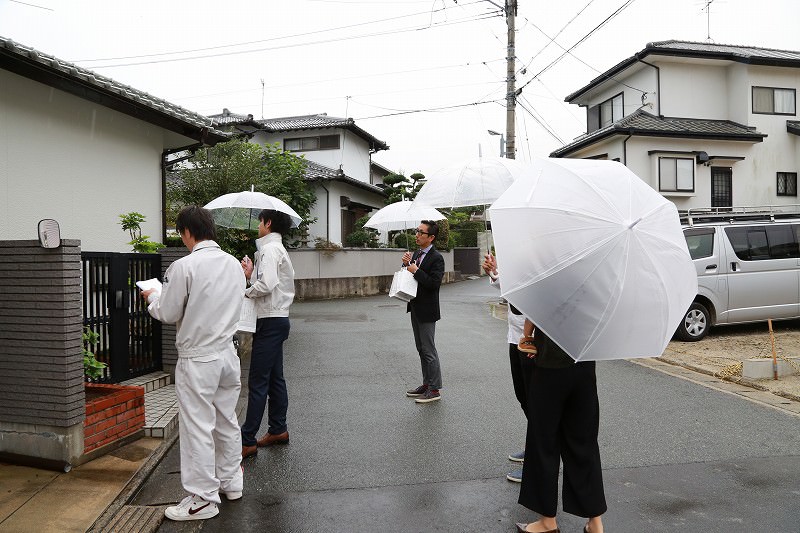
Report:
406,246,444,322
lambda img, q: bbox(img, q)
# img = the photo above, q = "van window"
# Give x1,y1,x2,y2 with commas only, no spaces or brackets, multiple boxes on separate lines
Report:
684,229,715,259
724,225,799,260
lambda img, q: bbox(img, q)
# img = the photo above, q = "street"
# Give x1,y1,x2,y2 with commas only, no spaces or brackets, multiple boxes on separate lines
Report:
133,278,800,533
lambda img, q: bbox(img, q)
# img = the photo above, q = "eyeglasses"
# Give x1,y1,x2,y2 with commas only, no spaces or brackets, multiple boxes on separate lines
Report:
414,228,431,235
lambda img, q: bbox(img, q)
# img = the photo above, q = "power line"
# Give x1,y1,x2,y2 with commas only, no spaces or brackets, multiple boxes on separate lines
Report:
518,0,638,93
355,98,504,120
73,0,488,63
517,96,565,144
83,13,498,69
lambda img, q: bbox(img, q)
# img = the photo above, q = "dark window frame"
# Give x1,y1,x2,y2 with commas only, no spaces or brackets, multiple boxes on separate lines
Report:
711,166,733,208
752,86,797,116
724,224,800,261
284,134,341,152
586,92,624,132
777,172,798,197
658,156,695,193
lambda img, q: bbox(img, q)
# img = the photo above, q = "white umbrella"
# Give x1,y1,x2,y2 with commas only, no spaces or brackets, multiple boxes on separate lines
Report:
364,201,445,232
204,188,302,229
489,158,697,361
413,156,534,208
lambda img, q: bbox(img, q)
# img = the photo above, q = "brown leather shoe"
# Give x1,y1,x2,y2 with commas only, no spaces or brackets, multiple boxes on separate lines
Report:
241,445,258,459
257,431,289,447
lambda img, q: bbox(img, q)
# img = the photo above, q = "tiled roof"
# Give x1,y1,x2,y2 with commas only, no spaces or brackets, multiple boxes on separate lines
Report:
0,36,229,144
788,121,800,136
303,160,387,196
209,111,389,152
566,40,800,103
551,110,765,157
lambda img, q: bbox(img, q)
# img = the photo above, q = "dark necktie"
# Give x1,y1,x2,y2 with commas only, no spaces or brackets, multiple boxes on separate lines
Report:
417,251,426,265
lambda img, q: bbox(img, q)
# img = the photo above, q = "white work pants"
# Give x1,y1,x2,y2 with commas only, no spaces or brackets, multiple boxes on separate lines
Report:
175,345,243,503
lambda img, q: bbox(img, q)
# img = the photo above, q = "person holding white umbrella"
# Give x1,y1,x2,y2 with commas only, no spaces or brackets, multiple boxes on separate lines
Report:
240,209,296,458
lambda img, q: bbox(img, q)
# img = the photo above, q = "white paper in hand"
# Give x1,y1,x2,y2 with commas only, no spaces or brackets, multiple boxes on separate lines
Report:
135,278,162,293
237,297,257,333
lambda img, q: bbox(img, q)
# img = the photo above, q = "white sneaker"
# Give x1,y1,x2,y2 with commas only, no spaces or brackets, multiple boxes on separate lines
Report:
164,495,219,521
220,489,242,501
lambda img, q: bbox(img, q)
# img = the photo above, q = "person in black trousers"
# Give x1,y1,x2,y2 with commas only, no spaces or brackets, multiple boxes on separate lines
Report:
516,330,606,533
401,220,445,404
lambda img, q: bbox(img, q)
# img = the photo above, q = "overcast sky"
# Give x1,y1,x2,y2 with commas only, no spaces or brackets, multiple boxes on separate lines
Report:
2,0,798,177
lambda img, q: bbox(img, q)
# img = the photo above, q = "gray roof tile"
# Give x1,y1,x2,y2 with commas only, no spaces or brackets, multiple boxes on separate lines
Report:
0,36,229,143
303,160,387,195
551,110,765,157
788,120,800,136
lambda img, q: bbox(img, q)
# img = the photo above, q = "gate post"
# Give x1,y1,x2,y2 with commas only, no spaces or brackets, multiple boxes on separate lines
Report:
108,254,129,383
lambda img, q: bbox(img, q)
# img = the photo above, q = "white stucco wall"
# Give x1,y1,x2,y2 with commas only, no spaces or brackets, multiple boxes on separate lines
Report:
256,128,372,182
0,69,197,252
659,60,729,119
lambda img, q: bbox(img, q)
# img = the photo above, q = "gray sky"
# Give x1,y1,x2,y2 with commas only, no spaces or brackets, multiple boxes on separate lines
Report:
2,0,797,177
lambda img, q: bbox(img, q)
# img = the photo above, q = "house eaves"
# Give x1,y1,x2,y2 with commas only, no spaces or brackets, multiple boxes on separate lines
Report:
788,121,800,136
0,36,229,145
565,40,800,104
550,110,766,158
303,160,388,196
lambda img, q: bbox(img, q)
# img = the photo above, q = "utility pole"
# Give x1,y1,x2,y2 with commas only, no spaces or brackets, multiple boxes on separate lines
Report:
505,0,517,159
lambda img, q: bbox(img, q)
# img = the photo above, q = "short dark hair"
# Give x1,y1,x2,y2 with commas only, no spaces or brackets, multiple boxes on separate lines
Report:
258,209,292,235
421,220,439,237
176,205,217,242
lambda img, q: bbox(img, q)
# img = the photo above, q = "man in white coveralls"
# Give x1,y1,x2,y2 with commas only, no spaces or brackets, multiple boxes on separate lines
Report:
141,205,246,521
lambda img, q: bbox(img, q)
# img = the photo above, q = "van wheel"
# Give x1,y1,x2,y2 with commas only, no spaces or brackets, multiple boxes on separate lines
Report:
675,302,710,341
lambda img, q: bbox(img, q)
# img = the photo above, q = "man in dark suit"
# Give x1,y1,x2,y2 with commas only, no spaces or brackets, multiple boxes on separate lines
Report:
401,220,445,404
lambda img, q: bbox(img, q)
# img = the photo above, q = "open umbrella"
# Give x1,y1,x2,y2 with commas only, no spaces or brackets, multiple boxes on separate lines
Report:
204,187,302,229
412,156,533,208
364,201,445,232
488,158,697,361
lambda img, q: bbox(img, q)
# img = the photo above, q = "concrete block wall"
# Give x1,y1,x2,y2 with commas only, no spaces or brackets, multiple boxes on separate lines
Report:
0,239,86,464
158,247,188,376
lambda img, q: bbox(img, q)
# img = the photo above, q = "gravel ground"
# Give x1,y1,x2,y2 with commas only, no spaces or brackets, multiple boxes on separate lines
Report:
659,318,800,401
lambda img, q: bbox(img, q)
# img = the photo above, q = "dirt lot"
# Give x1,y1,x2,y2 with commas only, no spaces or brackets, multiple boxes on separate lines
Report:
660,319,800,401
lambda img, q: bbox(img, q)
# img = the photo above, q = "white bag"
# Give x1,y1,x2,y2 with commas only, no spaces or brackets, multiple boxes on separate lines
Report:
237,297,257,333
389,267,417,302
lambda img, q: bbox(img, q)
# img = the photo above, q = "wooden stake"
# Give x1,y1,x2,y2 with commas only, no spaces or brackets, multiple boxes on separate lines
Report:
768,319,778,380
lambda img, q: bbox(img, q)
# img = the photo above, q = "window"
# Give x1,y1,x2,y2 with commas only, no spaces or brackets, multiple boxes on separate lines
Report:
777,172,798,196
724,225,800,261
659,157,694,192
586,93,624,132
284,134,340,152
752,86,796,115
684,229,715,260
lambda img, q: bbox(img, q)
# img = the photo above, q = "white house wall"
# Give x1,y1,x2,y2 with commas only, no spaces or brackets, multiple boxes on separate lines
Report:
0,69,195,252
306,180,384,246
255,128,372,183
659,61,729,119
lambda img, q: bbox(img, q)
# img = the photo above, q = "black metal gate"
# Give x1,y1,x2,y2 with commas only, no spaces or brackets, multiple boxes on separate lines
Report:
81,252,162,383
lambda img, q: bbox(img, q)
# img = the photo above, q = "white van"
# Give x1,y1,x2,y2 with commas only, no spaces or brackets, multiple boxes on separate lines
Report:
677,206,800,341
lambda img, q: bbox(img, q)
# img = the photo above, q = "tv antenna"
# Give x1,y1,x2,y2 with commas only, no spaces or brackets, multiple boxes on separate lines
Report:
702,0,715,41
260,79,265,119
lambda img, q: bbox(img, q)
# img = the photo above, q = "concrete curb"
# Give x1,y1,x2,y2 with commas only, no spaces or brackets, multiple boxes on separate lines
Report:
655,355,800,403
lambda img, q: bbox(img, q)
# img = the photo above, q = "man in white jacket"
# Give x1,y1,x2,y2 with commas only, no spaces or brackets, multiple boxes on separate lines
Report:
239,209,295,459
141,206,246,521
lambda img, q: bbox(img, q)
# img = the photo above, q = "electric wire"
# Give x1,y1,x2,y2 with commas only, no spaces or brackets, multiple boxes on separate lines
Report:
73,0,489,63
517,96,565,144
355,98,504,120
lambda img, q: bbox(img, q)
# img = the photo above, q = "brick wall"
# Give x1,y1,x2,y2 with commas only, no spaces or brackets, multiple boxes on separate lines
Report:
0,240,85,427
83,383,144,453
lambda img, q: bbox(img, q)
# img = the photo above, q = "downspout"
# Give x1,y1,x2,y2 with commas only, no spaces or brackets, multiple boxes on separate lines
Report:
637,58,661,116
622,132,633,165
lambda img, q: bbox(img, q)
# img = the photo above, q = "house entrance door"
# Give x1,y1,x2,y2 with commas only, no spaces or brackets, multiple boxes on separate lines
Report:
81,252,162,382
711,167,733,207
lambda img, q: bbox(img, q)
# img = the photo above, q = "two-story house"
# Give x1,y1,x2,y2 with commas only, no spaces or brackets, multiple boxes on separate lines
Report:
209,110,391,245
550,41,800,211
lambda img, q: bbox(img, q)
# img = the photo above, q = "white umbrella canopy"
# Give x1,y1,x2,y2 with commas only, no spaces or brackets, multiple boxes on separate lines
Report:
489,158,697,362
413,156,534,208
204,189,302,229
364,201,445,232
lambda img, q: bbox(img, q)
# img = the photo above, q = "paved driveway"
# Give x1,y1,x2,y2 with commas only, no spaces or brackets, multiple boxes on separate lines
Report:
137,278,800,533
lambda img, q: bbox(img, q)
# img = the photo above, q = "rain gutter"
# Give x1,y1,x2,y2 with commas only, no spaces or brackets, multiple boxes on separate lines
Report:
636,58,661,116
317,180,330,242
622,132,633,165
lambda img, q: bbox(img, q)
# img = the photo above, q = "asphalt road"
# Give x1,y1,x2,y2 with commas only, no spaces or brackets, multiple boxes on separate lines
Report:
134,277,800,533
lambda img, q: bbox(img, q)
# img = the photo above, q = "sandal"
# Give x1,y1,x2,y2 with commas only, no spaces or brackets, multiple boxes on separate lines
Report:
518,336,537,355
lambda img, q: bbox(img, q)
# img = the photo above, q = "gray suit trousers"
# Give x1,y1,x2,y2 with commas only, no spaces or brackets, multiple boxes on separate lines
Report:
410,311,442,389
